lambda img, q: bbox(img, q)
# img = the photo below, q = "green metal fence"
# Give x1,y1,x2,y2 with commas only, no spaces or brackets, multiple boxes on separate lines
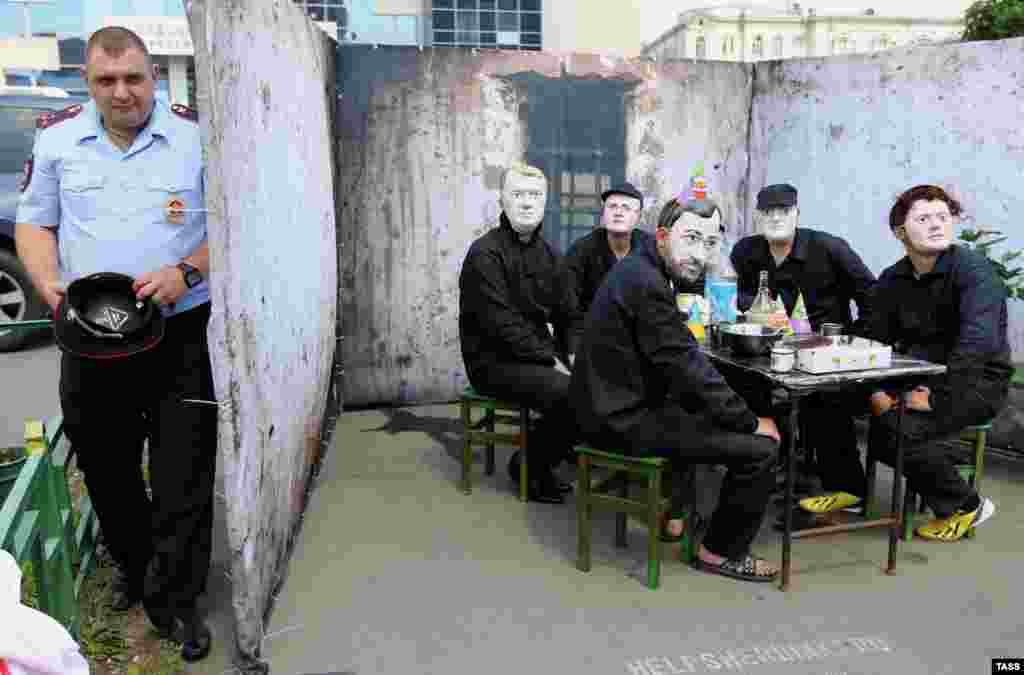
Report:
0,417,100,639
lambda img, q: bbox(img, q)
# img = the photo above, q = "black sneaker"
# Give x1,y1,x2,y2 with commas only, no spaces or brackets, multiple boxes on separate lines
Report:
156,612,212,663
110,565,141,611
508,451,572,497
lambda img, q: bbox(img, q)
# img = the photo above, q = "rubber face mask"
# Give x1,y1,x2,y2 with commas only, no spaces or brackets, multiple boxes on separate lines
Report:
601,195,642,234
666,211,719,283
757,206,798,242
501,172,548,236
898,199,954,256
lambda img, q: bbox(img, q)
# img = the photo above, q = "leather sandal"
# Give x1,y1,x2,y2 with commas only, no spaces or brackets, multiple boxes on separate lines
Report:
693,554,778,583
658,511,687,543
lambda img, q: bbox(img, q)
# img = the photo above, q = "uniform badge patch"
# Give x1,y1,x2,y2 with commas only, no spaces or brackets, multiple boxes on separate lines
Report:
170,104,198,122
166,198,186,225
36,104,84,129
18,157,34,193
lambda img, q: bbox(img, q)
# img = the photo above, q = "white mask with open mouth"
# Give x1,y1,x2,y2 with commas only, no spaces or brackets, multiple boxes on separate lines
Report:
757,206,798,243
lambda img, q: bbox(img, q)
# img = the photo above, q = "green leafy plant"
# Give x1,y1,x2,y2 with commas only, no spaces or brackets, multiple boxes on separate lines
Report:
962,0,1024,41
958,228,1024,300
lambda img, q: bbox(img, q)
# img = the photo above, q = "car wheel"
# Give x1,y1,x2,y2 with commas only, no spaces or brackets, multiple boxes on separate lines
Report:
0,248,49,352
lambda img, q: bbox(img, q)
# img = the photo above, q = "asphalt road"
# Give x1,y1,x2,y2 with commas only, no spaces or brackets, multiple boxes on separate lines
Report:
0,334,60,449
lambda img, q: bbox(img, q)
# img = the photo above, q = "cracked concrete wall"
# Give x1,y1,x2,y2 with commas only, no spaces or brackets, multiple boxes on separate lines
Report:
749,38,1024,357
337,48,750,405
186,0,338,668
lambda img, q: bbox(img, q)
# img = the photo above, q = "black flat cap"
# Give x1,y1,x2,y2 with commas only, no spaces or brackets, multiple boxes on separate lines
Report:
601,182,644,208
756,183,798,210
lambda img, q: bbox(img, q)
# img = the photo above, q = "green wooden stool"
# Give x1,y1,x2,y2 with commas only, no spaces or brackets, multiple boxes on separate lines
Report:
460,386,529,501
901,422,992,540
575,446,695,590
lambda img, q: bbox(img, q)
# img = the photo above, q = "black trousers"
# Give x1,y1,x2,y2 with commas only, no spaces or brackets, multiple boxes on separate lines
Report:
814,383,1003,517
469,362,576,474
60,303,217,626
598,407,778,560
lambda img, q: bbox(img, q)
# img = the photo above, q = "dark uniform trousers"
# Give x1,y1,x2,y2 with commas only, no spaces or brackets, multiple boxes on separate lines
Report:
470,362,576,474
815,381,1001,517
60,302,217,626
595,406,778,560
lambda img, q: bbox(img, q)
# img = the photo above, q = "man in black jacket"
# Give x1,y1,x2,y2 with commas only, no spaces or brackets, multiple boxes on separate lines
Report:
731,184,876,518
459,163,575,504
805,184,1006,541
562,182,655,361
571,196,782,583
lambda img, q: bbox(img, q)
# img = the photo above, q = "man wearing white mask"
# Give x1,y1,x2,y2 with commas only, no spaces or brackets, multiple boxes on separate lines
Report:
570,196,781,583
459,163,576,504
730,184,876,524
562,182,656,362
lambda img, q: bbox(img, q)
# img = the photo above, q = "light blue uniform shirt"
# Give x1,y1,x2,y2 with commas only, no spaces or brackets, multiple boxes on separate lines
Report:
17,99,209,316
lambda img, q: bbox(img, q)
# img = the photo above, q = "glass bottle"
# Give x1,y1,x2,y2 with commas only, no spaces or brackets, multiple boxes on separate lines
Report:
747,270,775,326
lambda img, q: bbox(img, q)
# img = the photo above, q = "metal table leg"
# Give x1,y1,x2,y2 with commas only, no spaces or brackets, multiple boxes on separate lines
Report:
781,398,800,591
886,397,906,574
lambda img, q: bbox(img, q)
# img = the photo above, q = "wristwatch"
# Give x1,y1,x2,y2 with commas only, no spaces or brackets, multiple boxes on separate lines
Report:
176,261,203,289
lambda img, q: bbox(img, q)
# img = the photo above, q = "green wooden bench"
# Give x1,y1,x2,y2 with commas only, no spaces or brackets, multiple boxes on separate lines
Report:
0,417,100,639
459,386,530,501
575,446,695,590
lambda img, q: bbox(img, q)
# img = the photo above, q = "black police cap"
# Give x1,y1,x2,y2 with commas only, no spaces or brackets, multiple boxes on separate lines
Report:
601,182,644,209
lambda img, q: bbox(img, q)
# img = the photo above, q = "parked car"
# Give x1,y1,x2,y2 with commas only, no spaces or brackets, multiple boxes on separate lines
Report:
0,94,76,351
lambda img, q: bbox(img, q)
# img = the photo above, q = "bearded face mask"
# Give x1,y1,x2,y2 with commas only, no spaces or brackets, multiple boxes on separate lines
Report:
664,211,719,283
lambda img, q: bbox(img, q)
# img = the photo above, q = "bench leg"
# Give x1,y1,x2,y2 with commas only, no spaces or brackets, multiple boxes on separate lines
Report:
577,455,592,573
460,402,473,495
647,467,662,590
485,408,496,476
519,408,529,502
615,473,629,549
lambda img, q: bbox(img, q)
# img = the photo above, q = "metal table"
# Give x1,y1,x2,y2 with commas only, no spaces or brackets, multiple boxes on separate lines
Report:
702,345,946,591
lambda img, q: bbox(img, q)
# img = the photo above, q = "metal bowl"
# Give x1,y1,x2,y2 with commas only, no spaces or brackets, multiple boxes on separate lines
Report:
719,323,785,356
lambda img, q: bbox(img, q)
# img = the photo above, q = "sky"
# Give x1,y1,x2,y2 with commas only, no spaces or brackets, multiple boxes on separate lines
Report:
0,0,976,41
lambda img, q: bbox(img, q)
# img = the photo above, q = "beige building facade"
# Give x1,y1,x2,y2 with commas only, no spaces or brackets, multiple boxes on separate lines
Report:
642,3,964,62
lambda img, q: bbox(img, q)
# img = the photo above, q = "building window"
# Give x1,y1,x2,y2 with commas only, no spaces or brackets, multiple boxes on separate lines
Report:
876,34,893,50
433,0,540,49
773,34,783,57
293,0,348,37
721,35,735,57
695,35,706,59
751,34,764,58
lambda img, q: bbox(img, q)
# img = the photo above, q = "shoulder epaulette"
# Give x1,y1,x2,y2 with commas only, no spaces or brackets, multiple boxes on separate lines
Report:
36,103,84,130
170,103,199,122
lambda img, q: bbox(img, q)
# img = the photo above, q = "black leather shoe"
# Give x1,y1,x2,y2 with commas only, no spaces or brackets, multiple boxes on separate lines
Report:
110,565,141,611
157,614,212,662
508,452,567,504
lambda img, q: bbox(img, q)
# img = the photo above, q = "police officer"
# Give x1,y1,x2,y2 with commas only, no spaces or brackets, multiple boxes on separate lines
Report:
16,26,213,661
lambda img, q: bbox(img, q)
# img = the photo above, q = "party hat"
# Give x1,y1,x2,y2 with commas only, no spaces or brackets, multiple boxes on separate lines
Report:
789,291,812,335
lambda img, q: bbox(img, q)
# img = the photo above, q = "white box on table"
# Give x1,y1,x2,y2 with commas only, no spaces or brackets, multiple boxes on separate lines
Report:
795,337,892,374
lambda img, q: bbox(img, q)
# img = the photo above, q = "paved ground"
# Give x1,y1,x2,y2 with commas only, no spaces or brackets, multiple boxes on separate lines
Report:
261,404,1024,675
6,347,1021,674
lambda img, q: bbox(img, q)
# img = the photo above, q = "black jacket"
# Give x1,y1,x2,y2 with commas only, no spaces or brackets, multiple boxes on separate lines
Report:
731,228,875,334
867,245,1013,417
563,228,656,355
570,238,758,439
458,215,570,379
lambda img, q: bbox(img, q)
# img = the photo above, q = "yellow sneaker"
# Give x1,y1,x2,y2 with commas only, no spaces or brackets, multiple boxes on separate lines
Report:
798,491,862,514
916,497,995,542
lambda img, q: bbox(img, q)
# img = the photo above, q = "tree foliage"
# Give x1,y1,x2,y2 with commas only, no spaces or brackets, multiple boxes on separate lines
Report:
962,0,1024,41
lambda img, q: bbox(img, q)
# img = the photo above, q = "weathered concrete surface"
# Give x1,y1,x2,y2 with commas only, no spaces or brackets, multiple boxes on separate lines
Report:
624,58,753,240
337,47,548,406
186,0,338,668
264,404,1024,674
748,38,1024,357
337,49,754,405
